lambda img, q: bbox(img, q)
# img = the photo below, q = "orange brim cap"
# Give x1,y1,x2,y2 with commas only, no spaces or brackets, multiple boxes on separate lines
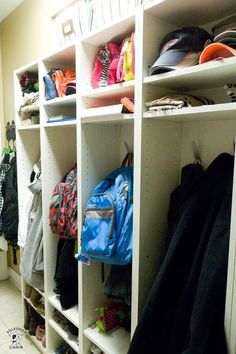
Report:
199,42,236,64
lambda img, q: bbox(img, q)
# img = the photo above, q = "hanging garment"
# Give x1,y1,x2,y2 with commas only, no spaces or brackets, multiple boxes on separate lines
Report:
20,179,44,291
128,153,233,354
18,160,41,246
2,154,18,264
104,264,132,306
54,238,78,309
0,155,11,234
17,190,34,247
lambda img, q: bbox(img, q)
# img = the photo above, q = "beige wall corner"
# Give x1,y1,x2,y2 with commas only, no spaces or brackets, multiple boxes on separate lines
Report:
0,35,4,148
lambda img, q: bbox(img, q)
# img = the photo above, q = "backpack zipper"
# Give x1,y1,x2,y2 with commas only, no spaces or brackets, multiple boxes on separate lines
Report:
121,173,129,200
85,192,115,240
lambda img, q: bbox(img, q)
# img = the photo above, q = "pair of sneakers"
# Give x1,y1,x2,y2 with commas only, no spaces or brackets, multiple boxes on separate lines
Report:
36,324,45,341
25,284,45,315
53,309,79,336
55,341,76,354
90,344,103,354
24,300,45,336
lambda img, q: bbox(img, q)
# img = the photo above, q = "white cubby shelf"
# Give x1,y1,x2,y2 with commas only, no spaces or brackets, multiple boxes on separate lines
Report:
15,0,236,353
84,326,130,354
48,294,79,328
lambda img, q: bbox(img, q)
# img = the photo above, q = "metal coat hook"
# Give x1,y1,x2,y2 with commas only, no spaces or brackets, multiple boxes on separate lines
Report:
192,141,201,164
124,141,132,153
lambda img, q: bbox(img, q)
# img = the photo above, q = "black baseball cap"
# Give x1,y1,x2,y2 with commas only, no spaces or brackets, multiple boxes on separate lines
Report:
150,26,212,75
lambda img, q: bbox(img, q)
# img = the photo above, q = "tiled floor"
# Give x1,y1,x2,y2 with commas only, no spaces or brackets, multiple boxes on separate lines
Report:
0,280,40,354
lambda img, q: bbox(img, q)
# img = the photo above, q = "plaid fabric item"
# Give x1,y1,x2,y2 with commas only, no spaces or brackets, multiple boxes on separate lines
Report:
0,160,11,234
96,306,120,333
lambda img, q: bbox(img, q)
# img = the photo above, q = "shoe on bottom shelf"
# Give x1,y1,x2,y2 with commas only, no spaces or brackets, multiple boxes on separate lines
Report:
28,317,38,336
23,301,31,331
25,283,33,298
29,307,45,336
36,324,45,341
66,322,79,336
30,289,42,307
52,309,61,323
90,344,103,354
36,298,45,316
59,315,78,336
55,341,70,354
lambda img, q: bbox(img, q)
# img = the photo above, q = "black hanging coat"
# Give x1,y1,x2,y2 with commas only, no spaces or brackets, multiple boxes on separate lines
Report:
128,153,233,354
2,155,18,242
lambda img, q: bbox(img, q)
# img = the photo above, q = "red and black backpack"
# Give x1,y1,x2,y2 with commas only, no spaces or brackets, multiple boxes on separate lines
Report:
49,165,77,239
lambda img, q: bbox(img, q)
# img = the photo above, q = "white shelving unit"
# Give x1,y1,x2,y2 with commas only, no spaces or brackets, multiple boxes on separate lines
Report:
84,327,130,354
14,0,236,353
48,294,79,328
48,319,79,353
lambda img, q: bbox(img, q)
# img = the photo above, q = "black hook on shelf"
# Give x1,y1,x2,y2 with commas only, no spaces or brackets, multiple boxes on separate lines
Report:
192,141,201,164
124,141,132,153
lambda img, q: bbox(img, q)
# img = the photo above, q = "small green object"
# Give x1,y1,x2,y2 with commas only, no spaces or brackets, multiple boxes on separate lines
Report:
96,307,106,332
117,309,125,321
34,82,39,91
31,113,39,124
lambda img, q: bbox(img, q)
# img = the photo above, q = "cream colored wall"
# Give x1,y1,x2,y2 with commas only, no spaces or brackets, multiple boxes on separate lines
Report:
0,37,4,149
0,0,60,273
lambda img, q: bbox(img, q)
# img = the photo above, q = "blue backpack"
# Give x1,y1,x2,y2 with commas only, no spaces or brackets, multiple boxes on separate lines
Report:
77,153,133,265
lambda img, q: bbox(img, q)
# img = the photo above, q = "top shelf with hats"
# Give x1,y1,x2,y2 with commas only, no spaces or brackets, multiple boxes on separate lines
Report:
142,3,236,117
143,19,236,81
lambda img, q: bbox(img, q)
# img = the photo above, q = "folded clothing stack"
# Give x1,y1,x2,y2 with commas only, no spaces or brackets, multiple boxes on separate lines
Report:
145,94,214,112
43,68,76,100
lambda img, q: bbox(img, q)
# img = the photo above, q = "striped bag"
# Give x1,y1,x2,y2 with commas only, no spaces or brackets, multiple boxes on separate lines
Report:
91,43,121,88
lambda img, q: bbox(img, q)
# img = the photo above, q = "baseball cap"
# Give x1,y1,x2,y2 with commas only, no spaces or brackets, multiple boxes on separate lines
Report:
150,26,211,75
199,42,236,64
212,15,236,47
